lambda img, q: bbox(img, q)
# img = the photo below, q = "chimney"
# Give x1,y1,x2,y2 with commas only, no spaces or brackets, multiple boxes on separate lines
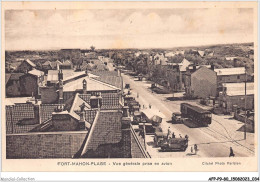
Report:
85,69,88,76
193,65,196,71
58,70,63,104
58,70,63,81
210,64,215,71
122,106,129,117
118,69,121,77
55,105,64,112
80,103,86,122
90,93,102,108
82,79,87,94
233,58,238,67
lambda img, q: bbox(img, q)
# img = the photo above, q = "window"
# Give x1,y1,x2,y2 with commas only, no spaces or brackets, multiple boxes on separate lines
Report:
237,75,240,79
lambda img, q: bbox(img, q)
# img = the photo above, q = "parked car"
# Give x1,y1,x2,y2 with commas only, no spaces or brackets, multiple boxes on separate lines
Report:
172,112,183,124
154,131,167,147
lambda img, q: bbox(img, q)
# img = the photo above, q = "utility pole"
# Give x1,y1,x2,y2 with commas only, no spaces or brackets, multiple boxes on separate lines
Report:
244,66,247,140
143,122,146,150
10,106,13,134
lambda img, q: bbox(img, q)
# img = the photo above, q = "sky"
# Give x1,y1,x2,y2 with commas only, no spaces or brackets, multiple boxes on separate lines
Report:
5,8,254,50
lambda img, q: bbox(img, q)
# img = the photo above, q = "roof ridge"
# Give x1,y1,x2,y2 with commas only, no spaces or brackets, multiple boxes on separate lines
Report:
70,93,79,113
80,110,100,157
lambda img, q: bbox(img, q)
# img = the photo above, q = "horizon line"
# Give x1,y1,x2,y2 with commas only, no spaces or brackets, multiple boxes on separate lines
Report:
5,42,254,52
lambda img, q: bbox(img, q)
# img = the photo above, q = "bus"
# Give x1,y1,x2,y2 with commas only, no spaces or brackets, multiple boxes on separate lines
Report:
181,103,212,127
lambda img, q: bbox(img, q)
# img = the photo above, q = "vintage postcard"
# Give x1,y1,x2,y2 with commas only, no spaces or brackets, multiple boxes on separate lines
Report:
1,1,258,172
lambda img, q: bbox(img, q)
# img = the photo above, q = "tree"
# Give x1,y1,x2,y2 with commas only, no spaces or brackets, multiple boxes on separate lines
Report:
90,45,96,52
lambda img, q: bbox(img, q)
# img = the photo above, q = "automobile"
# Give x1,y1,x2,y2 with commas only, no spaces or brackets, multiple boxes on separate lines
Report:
154,131,167,147
160,137,188,152
172,112,183,124
132,111,142,124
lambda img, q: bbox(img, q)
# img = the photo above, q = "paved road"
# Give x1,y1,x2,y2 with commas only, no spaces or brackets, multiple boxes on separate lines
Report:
122,73,254,158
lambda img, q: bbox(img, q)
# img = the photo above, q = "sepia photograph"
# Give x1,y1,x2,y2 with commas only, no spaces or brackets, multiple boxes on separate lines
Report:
1,1,258,173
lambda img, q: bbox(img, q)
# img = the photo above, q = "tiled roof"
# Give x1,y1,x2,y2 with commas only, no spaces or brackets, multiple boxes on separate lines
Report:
71,94,91,111
84,110,98,124
6,104,39,134
79,93,121,110
52,110,80,120
32,95,95,132
40,104,63,123
223,82,254,96
78,94,91,104
80,110,122,157
100,105,122,110
215,67,245,76
69,93,91,120
63,94,76,111
90,71,123,90
93,75,123,91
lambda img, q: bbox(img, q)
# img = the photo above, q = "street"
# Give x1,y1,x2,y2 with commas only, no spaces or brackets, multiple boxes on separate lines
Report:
122,73,255,158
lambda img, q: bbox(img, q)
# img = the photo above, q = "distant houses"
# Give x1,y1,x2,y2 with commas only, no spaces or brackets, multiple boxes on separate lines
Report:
60,60,73,70
167,58,191,90
151,53,168,65
5,53,111,98
6,69,44,98
6,73,24,97
16,59,36,73
42,60,62,71
19,69,44,97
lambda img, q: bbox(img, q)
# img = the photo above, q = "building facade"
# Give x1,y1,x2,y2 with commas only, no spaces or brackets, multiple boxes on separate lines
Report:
218,82,254,113
185,66,217,99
